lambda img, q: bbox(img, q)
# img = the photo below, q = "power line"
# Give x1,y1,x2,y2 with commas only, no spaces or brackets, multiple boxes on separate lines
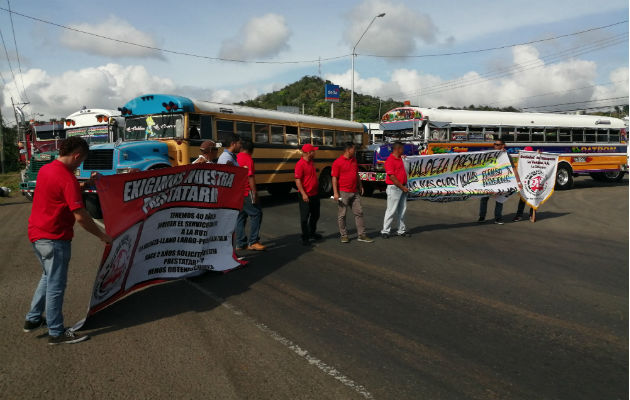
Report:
389,32,628,100
7,0,29,103
0,6,349,65
359,20,628,58
487,79,629,106
522,96,628,110
0,25,21,102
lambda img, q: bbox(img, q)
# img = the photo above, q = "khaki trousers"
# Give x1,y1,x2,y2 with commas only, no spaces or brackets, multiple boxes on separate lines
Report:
337,191,366,236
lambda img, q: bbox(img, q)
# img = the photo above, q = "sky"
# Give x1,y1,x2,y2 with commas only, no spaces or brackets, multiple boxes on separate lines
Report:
0,0,628,122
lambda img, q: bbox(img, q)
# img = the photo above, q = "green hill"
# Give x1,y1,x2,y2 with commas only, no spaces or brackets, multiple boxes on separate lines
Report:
237,76,403,123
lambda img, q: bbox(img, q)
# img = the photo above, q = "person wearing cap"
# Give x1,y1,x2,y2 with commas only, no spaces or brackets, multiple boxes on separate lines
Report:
381,141,410,239
332,142,373,243
295,144,321,245
513,146,540,222
236,140,265,251
193,140,217,164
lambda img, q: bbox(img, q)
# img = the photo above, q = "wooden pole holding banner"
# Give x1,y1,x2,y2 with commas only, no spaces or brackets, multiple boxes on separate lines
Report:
330,103,334,119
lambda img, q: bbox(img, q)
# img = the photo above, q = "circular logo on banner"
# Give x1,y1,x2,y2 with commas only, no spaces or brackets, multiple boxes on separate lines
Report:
523,170,547,196
94,235,132,301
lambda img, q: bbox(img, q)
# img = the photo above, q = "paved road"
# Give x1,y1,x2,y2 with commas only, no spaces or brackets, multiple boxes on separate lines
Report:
1,177,627,399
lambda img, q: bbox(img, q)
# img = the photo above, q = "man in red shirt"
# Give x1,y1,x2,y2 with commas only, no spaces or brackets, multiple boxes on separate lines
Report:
24,137,112,345
236,140,265,251
332,142,373,243
381,142,410,238
295,144,321,245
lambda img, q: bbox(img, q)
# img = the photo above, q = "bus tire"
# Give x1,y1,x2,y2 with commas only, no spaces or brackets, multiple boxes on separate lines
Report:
555,163,573,190
318,167,333,197
601,170,625,183
84,194,103,219
268,183,292,198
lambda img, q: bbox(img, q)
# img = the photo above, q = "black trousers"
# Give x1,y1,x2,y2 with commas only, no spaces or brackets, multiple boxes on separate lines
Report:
298,195,320,240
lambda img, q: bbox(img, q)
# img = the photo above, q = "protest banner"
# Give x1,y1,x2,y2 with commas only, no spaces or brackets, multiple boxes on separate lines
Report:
404,150,519,202
517,151,559,209
83,163,247,317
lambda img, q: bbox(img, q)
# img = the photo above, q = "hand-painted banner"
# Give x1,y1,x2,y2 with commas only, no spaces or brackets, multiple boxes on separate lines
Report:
517,151,559,210
87,163,247,316
404,150,519,202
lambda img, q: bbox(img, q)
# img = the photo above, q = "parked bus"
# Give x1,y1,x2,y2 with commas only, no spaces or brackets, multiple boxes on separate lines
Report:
20,108,125,200
113,94,368,196
25,121,65,157
358,107,627,192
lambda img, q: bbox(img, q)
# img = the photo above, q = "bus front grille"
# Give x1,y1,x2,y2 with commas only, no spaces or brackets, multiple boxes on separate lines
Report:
84,149,114,170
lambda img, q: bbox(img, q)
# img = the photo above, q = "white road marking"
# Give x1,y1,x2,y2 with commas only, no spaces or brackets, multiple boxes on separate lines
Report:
186,280,374,399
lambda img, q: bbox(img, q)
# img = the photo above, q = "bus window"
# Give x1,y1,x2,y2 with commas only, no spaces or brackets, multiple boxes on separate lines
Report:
545,129,558,142
300,128,311,144
354,132,363,145
609,129,620,142
468,126,484,141
501,130,516,142
200,115,213,140
584,129,596,142
255,124,269,143
558,129,571,142
236,122,252,141
516,127,530,142
336,131,351,145
189,114,201,140
286,126,298,145
323,130,334,146
596,129,609,143
312,129,323,146
572,129,584,142
531,128,544,142
451,128,467,141
483,128,496,141
271,125,284,144
216,120,234,144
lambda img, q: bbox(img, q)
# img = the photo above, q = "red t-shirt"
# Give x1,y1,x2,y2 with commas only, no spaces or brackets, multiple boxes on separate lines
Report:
331,155,358,193
385,154,407,185
295,157,318,197
237,152,255,197
28,159,84,242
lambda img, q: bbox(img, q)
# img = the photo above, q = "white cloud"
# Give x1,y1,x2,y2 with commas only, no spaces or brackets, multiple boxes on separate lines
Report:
343,0,439,57
326,45,628,113
59,16,164,59
218,14,291,60
2,64,175,120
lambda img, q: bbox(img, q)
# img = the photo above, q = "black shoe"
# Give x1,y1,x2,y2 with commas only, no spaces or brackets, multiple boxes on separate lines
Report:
23,318,46,333
381,233,390,239
494,218,505,225
310,233,323,241
477,217,485,223
48,329,89,345
301,238,310,246
512,215,524,222
397,232,411,237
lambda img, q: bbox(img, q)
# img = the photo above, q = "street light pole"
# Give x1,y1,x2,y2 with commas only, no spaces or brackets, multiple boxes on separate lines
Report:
350,12,385,121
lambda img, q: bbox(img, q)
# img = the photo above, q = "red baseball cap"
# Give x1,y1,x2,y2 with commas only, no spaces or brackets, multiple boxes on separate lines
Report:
301,144,319,152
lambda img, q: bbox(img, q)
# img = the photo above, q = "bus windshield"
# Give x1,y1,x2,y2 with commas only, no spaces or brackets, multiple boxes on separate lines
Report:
124,114,183,140
66,126,110,145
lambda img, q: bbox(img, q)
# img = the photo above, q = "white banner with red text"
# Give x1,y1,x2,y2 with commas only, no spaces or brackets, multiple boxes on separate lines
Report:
517,151,559,210
85,163,247,317
404,150,519,202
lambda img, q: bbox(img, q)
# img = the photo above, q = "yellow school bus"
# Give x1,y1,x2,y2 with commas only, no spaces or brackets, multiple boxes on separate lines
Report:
120,94,367,195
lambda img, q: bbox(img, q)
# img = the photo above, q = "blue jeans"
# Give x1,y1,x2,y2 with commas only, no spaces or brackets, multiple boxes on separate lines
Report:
236,194,263,247
26,239,71,337
479,197,503,220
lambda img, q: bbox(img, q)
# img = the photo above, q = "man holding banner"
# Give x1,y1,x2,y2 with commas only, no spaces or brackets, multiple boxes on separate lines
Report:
25,137,112,345
478,139,520,225
381,142,411,239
